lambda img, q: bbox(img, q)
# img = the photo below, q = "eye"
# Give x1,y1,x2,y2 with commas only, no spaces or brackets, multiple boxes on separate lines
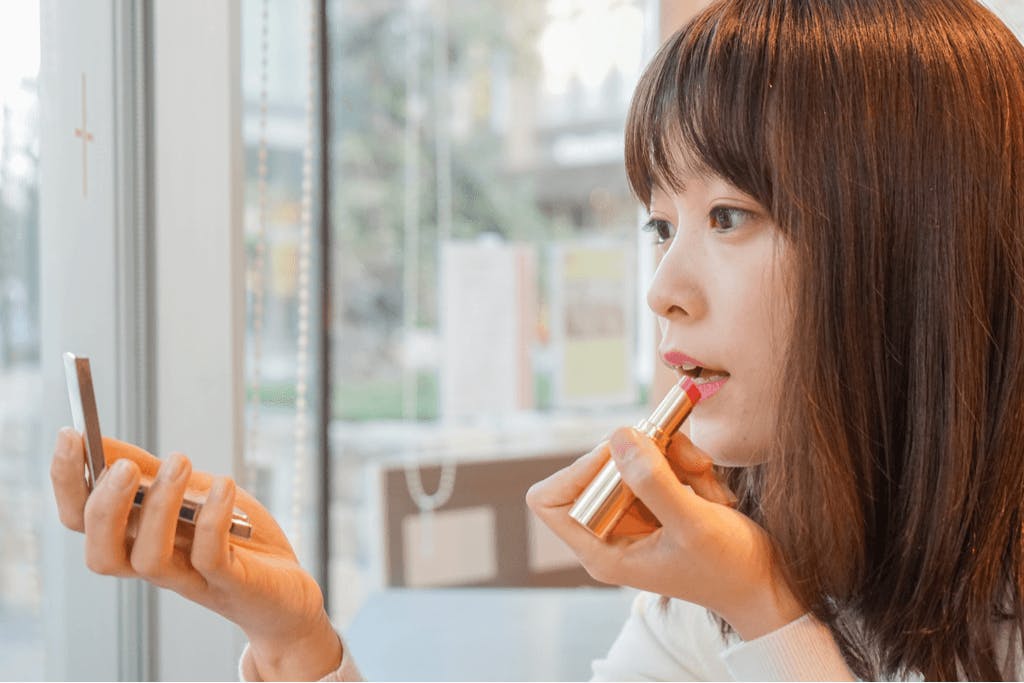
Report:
709,206,751,233
642,218,675,245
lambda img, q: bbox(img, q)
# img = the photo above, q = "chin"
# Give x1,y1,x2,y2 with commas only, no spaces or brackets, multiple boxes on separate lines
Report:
688,417,770,468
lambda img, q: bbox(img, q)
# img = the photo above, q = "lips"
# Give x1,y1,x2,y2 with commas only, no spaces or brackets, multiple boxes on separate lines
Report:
662,350,730,377
663,351,706,369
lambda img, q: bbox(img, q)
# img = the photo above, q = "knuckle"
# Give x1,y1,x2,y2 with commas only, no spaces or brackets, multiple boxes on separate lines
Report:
145,482,184,515
84,548,121,576
583,556,617,585
192,526,228,577
608,426,634,447
191,547,225,577
143,489,173,515
50,453,77,487
583,441,607,459
83,493,113,528
624,460,655,487
57,508,84,532
170,452,193,471
524,482,542,509
129,551,168,580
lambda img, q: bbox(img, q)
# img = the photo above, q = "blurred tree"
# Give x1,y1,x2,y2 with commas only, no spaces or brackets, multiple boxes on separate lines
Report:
330,0,550,418
0,93,41,367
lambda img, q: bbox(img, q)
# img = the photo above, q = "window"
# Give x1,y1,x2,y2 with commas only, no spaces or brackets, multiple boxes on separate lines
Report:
239,0,660,626
324,0,657,623
0,2,43,678
241,0,324,578
986,0,1023,35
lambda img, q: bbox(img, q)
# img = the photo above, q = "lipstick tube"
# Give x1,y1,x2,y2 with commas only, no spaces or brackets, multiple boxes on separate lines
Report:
569,376,702,539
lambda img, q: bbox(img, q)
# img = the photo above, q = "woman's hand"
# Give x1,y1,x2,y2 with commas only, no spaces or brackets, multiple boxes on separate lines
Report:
526,427,804,640
49,428,342,681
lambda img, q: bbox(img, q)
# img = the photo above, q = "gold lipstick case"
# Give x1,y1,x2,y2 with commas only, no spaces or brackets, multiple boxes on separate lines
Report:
569,376,702,539
63,352,254,540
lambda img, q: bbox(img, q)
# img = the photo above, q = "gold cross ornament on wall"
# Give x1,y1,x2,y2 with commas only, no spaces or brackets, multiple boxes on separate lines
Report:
73,73,94,198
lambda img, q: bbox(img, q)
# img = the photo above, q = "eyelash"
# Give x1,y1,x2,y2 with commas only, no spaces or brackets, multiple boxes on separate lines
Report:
642,207,751,245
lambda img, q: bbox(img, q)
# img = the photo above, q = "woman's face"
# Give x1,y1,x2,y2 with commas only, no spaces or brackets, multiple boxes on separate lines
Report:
646,172,794,467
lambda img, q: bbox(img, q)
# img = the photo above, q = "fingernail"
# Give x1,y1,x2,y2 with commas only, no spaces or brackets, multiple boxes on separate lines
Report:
609,432,639,462
57,427,74,453
109,459,134,487
209,477,231,502
160,454,185,482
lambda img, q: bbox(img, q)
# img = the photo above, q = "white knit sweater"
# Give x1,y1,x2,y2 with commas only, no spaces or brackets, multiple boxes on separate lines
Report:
238,591,861,681
239,589,1024,681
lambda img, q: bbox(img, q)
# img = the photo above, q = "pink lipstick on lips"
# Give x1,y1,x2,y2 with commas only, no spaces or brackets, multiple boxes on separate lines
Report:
662,350,730,401
663,350,705,368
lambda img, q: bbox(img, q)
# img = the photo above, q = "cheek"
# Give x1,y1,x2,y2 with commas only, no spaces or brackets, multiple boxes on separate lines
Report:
698,264,792,464
740,253,794,370
742,273,793,435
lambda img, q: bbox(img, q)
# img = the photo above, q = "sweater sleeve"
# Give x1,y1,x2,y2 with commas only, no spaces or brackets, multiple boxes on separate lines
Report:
238,634,364,682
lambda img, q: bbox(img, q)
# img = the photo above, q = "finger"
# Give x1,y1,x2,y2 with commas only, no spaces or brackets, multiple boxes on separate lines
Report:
665,432,715,474
105,438,287,557
191,476,242,586
130,453,197,586
663,452,735,507
665,433,737,506
525,441,610,511
525,440,647,580
51,427,89,531
608,427,705,532
82,458,141,576
608,503,661,538
102,436,165,478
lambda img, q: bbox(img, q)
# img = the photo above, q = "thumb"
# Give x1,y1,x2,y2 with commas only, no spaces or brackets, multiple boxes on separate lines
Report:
102,436,162,479
608,427,702,529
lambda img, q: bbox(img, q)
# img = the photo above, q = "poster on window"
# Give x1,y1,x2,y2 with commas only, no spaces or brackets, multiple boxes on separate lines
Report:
439,239,537,419
549,241,637,408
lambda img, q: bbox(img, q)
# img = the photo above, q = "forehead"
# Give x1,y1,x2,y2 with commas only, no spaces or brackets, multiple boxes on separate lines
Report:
649,171,754,206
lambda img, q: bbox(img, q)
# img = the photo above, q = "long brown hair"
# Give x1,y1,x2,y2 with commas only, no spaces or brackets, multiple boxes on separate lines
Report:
625,0,1024,679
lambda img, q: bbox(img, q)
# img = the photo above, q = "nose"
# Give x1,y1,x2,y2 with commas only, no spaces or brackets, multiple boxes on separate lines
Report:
646,239,706,321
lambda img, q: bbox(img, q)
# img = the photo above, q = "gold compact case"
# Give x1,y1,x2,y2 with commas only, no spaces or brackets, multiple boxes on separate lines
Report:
63,352,254,540
568,376,701,539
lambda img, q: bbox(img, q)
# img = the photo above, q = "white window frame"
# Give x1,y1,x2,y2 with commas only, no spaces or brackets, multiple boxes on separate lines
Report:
40,1,247,679
151,1,247,679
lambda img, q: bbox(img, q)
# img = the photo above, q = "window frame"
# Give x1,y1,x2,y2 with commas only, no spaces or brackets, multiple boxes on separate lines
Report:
39,0,260,678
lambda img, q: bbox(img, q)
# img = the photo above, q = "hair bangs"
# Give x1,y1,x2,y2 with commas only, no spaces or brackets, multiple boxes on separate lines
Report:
625,2,778,211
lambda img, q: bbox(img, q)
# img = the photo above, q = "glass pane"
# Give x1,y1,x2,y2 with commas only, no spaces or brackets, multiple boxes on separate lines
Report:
985,0,1024,37
326,0,656,624
240,0,323,577
0,1,43,679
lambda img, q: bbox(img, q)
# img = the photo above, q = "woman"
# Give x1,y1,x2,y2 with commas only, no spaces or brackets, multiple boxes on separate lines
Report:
51,0,1024,679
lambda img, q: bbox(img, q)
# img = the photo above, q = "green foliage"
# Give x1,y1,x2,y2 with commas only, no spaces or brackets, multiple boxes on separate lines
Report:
331,371,439,421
